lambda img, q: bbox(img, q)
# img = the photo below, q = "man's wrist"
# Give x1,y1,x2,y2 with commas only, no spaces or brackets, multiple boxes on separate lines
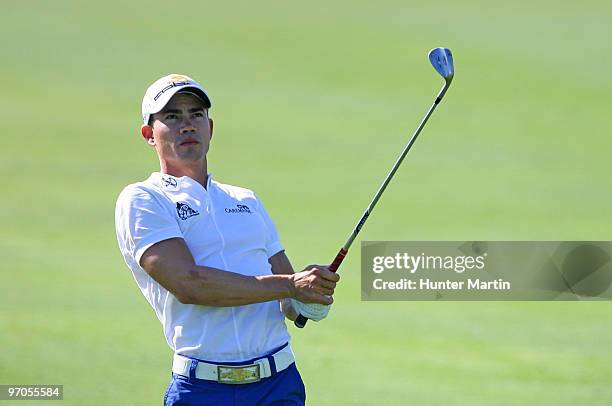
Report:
274,274,295,300
285,274,296,299
255,274,295,300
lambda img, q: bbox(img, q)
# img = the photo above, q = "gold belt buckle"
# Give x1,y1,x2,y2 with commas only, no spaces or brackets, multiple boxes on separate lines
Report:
217,364,261,384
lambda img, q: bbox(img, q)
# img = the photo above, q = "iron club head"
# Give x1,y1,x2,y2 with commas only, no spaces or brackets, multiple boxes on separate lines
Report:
428,47,454,83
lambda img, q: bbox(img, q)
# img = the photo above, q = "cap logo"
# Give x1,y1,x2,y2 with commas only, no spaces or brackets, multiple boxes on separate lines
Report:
153,81,192,101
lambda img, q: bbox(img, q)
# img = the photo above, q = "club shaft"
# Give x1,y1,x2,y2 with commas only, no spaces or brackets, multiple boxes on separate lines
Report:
295,82,451,329
343,82,450,251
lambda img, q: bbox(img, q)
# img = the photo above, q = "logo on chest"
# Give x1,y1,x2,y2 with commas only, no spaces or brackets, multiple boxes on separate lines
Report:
224,204,252,214
176,202,200,220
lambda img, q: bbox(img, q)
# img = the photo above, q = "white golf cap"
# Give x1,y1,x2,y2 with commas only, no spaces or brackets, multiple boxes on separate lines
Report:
141,74,212,125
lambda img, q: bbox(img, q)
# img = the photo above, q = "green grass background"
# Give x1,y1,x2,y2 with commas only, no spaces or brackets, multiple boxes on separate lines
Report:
1,0,611,404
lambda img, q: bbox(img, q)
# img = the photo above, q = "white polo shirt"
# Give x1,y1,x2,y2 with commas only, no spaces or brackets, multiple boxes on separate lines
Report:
115,172,291,362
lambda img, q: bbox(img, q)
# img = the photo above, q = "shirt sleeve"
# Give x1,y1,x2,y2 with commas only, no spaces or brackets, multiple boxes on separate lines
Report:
115,186,183,266
255,195,284,258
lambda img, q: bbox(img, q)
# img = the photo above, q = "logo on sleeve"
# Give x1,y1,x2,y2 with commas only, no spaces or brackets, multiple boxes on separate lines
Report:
224,204,252,214
176,202,199,220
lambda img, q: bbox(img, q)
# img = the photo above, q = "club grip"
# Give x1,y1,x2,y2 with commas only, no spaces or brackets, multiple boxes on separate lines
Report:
294,314,308,328
294,248,348,329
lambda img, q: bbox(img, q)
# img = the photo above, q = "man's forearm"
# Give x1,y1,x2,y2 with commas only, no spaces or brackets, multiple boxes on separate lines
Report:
140,238,336,307
177,265,294,306
269,250,298,320
269,250,295,275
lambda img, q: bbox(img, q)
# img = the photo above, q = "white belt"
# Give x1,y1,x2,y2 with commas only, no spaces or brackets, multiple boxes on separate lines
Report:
172,345,295,384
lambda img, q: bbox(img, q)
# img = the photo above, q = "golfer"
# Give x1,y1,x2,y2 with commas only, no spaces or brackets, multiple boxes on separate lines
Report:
115,74,339,405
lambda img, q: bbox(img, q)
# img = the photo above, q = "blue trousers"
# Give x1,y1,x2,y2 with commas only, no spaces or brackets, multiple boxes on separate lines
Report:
164,363,306,405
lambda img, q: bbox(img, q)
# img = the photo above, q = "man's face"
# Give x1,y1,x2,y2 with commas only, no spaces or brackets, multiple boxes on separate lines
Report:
144,92,213,165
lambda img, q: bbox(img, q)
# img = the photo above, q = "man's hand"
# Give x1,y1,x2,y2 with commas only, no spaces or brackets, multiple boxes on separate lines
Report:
289,265,340,305
280,298,299,321
290,300,330,322
279,298,331,322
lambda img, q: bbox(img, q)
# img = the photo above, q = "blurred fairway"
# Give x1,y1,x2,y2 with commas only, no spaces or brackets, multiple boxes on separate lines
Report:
1,0,612,404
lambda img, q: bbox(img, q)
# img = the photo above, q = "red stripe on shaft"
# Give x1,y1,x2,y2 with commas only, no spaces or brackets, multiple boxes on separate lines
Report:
329,248,348,272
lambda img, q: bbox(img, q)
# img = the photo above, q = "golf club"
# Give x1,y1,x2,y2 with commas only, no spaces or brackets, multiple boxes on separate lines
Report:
295,47,455,328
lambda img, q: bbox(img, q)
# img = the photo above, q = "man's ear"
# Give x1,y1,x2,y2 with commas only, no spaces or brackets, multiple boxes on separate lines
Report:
141,124,155,145
209,118,214,140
